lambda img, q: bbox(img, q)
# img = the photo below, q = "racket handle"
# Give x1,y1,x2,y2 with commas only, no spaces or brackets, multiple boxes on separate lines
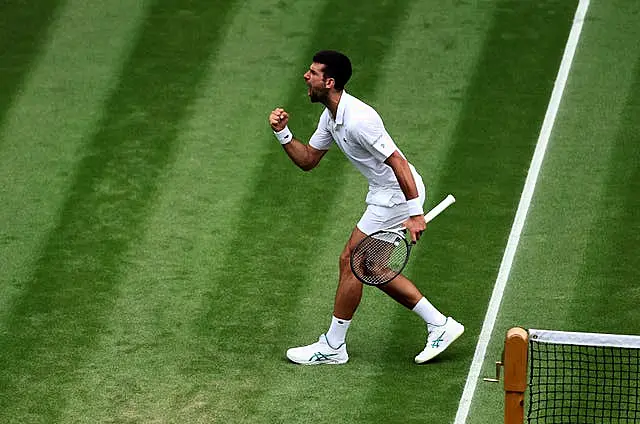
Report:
424,194,456,223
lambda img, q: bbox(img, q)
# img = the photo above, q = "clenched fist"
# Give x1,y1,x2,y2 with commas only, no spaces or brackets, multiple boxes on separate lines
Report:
269,107,289,132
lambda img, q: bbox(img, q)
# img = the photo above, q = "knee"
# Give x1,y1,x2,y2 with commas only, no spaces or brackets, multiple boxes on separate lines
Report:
339,249,351,270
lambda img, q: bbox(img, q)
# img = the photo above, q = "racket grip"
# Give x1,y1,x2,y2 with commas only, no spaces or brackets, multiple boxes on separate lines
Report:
424,194,456,223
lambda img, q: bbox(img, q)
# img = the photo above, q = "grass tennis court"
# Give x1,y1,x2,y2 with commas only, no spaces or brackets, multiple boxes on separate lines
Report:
1,0,638,423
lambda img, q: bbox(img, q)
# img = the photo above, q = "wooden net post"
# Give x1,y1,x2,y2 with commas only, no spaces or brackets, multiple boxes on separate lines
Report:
504,327,528,424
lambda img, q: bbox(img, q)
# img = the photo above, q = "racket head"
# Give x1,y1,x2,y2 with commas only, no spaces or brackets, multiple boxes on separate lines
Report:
350,229,411,286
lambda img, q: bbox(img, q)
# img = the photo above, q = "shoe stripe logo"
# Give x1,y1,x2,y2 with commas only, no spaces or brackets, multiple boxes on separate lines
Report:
431,331,445,348
310,352,338,362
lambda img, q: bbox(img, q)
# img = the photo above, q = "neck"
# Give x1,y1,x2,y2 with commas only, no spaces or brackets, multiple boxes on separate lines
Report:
324,90,343,119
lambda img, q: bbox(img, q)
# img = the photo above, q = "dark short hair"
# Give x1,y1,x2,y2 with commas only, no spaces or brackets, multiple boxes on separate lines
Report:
312,50,352,90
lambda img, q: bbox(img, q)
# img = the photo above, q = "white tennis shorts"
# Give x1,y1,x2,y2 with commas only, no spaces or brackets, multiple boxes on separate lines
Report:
357,172,426,236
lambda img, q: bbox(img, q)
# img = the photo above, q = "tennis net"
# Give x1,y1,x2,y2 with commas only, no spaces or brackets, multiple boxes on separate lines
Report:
527,328,640,423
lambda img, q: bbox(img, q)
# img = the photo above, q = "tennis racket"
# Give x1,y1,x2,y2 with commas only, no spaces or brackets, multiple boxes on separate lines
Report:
350,194,456,286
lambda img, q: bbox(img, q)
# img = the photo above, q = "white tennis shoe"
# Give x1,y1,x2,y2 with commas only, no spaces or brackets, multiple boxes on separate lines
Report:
414,317,464,364
286,334,349,365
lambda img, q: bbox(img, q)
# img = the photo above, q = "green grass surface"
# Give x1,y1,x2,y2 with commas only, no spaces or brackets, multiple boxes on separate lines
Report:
0,0,63,127
0,0,638,423
469,0,640,422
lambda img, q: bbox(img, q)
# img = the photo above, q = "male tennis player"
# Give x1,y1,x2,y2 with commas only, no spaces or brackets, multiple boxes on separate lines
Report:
268,50,463,365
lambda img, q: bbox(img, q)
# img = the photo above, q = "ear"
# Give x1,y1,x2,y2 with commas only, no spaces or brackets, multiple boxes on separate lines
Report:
324,77,335,89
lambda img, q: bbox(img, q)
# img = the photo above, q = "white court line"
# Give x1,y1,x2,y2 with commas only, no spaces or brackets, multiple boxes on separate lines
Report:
453,0,591,422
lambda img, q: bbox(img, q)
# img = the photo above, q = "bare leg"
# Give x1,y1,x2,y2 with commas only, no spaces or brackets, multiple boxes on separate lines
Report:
376,274,423,309
333,227,368,320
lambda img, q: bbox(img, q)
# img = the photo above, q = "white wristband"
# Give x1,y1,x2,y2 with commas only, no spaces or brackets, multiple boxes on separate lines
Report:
406,197,424,216
274,126,293,145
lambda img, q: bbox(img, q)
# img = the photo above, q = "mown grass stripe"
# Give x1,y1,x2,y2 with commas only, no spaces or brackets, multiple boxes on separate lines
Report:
467,3,640,421
569,55,640,333
54,0,329,421
366,0,577,422
0,0,148,336
558,0,640,335
0,1,238,422
456,1,588,421
488,0,640,334
0,0,63,131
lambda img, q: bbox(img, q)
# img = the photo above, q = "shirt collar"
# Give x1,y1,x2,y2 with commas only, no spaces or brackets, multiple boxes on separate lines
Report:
334,91,348,125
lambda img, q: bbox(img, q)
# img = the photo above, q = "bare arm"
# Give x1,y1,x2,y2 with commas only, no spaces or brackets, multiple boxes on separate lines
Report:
282,138,328,171
269,107,327,171
385,150,420,201
385,150,426,243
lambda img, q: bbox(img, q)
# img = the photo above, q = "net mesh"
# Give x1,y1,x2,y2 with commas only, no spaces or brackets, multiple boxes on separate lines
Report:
528,332,640,423
350,230,409,286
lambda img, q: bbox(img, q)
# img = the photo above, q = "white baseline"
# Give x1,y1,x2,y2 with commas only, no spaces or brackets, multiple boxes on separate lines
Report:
453,0,591,422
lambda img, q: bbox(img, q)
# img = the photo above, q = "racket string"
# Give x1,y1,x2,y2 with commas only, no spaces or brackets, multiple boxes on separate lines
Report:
351,232,409,285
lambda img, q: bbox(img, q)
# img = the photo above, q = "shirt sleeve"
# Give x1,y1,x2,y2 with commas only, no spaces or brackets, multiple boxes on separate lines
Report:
352,114,398,161
308,111,333,150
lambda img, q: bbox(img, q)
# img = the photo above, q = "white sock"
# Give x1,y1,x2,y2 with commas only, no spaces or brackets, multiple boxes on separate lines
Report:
326,316,351,348
412,297,447,326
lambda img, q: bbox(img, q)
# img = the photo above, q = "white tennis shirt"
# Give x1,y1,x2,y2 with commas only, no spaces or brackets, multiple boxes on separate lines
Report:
309,91,422,207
